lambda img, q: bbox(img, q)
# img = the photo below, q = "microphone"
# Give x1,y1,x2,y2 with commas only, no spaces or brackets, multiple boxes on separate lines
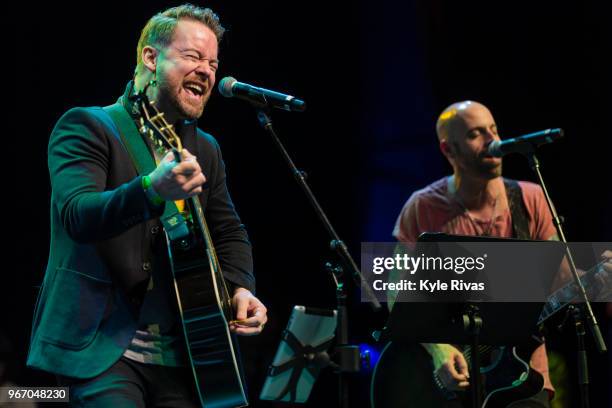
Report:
487,128,563,157
218,77,306,112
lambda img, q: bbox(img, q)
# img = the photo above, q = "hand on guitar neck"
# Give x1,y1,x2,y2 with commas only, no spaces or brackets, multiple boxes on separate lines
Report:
423,343,470,391
596,250,612,292
149,149,207,201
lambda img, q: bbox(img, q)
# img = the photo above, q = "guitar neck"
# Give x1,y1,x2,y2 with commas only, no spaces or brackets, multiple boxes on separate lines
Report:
190,196,218,265
538,260,605,324
189,196,233,304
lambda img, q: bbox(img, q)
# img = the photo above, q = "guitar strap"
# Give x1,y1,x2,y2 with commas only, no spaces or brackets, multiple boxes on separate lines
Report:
504,179,531,240
103,102,189,240
505,179,547,345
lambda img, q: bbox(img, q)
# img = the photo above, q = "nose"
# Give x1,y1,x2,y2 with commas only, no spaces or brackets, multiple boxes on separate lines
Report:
484,128,498,142
195,60,215,79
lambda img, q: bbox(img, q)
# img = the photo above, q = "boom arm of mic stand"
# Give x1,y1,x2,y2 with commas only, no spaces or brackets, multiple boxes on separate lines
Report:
255,109,382,311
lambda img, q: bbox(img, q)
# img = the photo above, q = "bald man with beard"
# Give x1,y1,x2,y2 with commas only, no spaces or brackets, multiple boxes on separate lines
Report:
392,101,558,407
374,101,612,407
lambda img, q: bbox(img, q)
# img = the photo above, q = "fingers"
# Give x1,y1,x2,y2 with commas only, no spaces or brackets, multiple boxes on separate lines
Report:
438,366,470,390
181,148,197,162
230,325,264,336
454,352,470,379
454,354,470,389
161,149,201,175
233,292,249,321
148,149,208,201
162,148,196,163
230,289,268,336
232,307,267,327
601,250,612,273
166,150,206,195
182,173,207,194
161,150,176,163
230,311,266,336
230,313,267,336
173,155,202,177
446,360,469,383
437,352,470,391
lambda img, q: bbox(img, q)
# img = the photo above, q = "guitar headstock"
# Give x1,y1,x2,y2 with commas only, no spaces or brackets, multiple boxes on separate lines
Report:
131,80,183,154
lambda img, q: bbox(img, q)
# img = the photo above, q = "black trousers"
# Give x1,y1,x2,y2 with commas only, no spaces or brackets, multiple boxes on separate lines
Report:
58,357,199,408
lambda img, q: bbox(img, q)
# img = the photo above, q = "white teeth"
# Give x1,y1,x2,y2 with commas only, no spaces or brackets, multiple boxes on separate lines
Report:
185,83,204,95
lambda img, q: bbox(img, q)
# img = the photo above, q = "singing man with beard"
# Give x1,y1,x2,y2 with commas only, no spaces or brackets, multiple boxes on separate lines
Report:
27,5,267,407
392,100,559,407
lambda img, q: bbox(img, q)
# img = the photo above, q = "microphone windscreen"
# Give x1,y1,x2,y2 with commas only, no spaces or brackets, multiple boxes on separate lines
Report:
487,140,504,158
218,77,237,97
551,128,564,138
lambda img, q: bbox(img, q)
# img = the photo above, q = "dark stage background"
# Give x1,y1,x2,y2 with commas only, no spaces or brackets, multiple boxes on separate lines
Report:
4,1,611,407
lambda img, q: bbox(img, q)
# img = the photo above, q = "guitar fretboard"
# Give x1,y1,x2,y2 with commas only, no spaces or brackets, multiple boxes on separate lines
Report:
538,260,605,324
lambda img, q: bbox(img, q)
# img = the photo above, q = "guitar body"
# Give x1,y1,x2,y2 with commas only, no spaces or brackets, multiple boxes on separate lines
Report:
371,342,543,408
370,258,607,408
479,346,544,407
167,198,248,408
371,342,456,408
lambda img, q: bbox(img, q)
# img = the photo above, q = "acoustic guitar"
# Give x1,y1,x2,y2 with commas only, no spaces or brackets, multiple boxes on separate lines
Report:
133,85,248,408
371,259,607,408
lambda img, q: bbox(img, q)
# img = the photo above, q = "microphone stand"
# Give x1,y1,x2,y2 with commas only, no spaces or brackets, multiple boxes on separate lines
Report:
518,144,607,408
253,107,382,408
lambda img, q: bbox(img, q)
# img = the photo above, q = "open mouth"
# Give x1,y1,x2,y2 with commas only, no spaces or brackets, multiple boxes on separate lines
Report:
183,81,206,99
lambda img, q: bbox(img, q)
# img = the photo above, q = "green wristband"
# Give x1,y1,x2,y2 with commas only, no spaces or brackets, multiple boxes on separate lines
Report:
142,175,165,206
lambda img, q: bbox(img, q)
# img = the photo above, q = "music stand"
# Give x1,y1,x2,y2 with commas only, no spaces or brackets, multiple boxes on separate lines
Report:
260,306,337,404
382,233,566,407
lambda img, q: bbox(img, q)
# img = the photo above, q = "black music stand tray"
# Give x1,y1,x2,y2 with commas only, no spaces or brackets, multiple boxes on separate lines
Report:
382,233,565,408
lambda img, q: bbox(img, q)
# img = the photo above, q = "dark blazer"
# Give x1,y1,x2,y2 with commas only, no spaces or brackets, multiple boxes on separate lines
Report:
27,84,255,379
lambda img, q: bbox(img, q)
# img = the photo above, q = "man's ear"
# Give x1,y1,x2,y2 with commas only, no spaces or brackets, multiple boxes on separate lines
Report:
440,139,454,159
141,46,159,73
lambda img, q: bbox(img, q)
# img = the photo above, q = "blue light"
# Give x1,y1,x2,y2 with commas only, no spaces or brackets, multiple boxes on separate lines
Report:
359,343,381,372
